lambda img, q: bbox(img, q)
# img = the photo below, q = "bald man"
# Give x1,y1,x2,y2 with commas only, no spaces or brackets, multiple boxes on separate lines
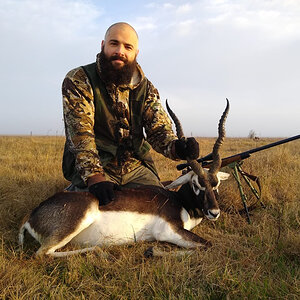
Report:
62,22,199,205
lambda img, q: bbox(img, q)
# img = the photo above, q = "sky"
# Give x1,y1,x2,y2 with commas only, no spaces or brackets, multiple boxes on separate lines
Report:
0,0,299,137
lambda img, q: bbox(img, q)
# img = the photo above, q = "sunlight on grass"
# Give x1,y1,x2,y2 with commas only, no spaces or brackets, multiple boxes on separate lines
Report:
0,136,299,299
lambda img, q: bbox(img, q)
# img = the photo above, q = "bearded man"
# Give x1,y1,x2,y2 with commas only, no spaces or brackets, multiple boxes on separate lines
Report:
62,22,199,205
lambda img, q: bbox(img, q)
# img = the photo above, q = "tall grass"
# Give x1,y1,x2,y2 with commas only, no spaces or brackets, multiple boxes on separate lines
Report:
0,136,299,299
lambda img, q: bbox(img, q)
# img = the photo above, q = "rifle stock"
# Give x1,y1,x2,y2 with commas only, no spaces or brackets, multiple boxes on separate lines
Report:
201,153,250,169
176,134,300,171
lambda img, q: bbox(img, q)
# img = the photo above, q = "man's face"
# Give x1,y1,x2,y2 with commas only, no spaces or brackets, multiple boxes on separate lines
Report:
101,24,139,70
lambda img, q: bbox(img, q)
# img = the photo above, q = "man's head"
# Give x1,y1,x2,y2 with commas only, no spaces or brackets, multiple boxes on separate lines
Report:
99,22,139,85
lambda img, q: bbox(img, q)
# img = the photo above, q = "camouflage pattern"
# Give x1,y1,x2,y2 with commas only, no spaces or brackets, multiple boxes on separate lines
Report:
62,58,178,185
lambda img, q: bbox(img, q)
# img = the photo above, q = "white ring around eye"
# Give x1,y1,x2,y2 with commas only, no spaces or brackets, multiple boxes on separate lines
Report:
192,184,200,195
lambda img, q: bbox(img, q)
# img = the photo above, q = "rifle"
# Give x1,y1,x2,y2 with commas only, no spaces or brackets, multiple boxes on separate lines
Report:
176,134,300,223
176,134,300,171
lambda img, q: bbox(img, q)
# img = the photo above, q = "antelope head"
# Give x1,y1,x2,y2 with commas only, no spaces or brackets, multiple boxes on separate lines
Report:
165,99,230,220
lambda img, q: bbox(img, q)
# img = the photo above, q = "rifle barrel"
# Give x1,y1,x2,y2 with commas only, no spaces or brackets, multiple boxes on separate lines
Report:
176,134,300,171
245,134,300,155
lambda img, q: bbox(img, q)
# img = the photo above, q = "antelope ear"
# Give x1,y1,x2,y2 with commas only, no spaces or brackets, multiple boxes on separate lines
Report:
164,172,193,190
217,171,230,181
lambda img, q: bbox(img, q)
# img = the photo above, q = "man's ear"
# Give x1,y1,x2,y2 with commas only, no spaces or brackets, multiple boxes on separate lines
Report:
136,49,139,56
101,40,104,48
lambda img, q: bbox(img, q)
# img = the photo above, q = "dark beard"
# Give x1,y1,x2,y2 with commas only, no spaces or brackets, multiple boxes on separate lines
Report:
98,50,137,86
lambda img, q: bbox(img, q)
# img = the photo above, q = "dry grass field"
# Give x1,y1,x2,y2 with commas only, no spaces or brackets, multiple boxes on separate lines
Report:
0,135,299,299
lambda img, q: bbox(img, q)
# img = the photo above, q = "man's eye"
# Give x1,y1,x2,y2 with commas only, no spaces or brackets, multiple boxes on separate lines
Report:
125,45,133,50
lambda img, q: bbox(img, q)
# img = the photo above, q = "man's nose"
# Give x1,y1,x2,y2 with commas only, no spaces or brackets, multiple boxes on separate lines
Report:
114,44,125,57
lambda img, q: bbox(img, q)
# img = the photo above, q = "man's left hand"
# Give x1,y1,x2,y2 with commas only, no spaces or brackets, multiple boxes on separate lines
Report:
175,137,199,160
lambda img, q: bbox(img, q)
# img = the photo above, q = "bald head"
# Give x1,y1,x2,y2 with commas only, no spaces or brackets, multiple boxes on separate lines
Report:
104,22,138,41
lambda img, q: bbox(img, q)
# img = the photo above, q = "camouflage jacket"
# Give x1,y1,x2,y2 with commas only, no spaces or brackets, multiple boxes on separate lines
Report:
62,56,178,184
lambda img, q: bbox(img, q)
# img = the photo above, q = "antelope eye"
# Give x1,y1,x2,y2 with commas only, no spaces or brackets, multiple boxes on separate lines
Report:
213,190,219,200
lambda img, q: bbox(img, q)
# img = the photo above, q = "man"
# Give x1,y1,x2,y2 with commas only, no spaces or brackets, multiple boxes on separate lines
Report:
62,22,199,205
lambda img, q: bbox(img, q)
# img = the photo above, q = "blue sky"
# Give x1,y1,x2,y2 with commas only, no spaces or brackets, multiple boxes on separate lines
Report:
0,0,299,137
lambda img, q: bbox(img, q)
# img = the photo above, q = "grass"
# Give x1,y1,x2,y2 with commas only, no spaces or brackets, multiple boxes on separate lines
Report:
0,135,299,299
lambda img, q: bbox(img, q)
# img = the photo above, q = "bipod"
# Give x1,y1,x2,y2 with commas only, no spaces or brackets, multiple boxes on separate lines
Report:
228,161,265,223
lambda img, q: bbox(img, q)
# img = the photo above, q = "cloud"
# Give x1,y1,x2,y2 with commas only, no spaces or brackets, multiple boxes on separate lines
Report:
133,17,157,32
0,0,104,135
0,0,299,137
203,0,300,40
136,0,300,137
140,0,300,40
0,0,103,39
174,19,196,36
176,3,192,14
163,3,175,9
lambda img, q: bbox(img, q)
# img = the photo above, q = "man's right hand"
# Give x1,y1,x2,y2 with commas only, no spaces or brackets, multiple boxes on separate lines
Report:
89,181,116,206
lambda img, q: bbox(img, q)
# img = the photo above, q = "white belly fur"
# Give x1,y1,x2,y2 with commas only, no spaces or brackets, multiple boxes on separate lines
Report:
71,210,167,246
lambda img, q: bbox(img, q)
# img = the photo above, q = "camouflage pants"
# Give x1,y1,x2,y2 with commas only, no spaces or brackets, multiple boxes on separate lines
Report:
66,164,162,192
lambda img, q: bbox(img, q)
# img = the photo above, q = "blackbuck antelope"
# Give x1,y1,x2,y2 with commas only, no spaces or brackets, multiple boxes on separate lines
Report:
19,100,230,257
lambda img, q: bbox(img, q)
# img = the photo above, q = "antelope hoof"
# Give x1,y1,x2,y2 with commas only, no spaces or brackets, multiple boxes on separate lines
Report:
204,240,212,249
144,247,154,258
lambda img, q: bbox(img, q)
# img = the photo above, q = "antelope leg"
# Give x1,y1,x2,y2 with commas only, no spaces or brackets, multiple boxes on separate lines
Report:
144,246,195,258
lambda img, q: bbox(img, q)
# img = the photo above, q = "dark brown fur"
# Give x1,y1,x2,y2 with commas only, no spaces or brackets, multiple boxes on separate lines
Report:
28,192,97,240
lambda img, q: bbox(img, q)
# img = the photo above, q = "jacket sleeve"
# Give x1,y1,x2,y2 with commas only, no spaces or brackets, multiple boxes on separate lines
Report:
143,80,179,160
62,67,104,183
